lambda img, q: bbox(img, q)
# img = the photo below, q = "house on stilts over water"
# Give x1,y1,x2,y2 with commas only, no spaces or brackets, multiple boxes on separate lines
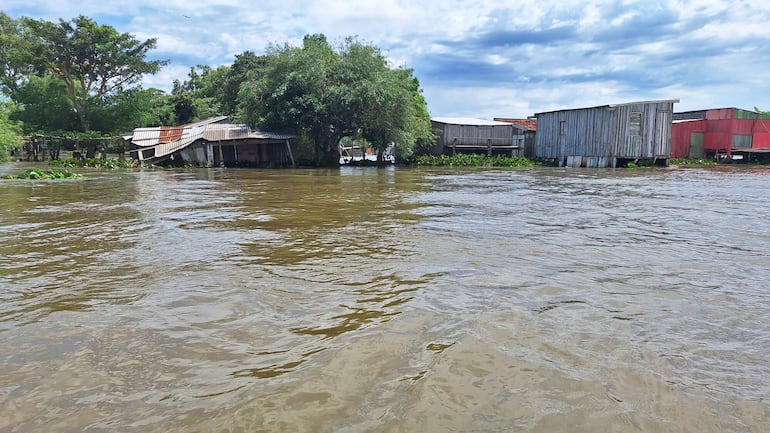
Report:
429,117,521,156
535,99,679,168
671,107,770,162
126,116,295,167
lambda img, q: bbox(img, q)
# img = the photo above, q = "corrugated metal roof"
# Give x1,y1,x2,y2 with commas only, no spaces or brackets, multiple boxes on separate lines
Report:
203,125,296,141
431,117,513,126
494,118,537,131
535,99,680,115
129,117,294,160
203,124,252,141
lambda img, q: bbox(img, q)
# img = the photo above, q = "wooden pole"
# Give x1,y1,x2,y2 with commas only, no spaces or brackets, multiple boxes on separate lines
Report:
285,140,295,167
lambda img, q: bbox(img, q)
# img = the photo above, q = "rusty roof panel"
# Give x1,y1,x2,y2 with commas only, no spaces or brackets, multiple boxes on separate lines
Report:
158,126,184,143
494,118,537,131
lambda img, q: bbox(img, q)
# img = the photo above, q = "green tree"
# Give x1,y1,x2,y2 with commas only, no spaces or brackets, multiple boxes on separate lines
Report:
0,13,40,95
218,51,268,117
238,34,433,166
395,72,434,160
17,15,166,132
8,74,78,132
0,101,23,161
239,34,342,165
170,64,227,124
90,87,174,133
337,40,434,161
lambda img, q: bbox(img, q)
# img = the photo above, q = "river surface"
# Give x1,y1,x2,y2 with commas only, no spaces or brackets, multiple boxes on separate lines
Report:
0,164,768,432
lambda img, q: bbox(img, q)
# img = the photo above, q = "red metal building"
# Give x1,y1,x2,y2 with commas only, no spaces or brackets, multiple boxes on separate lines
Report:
672,108,770,160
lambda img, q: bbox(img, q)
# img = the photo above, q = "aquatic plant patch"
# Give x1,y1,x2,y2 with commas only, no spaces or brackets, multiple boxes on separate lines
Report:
410,154,535,167
3,168,82,180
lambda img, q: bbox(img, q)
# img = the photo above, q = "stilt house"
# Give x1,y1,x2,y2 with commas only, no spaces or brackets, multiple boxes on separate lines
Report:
493,117,537,158
127,117,295,167
430,117,518,156
535,99,678,167
672,108,770,161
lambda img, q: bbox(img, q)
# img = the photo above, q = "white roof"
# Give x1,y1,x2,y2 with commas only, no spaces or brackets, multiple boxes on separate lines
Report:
431,117,513,126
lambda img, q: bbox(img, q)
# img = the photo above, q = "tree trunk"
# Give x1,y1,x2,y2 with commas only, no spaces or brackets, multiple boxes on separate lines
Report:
85,140,97,159
315,136,341,167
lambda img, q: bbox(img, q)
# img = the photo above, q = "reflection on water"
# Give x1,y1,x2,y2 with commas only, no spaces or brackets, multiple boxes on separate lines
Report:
1,164,769,432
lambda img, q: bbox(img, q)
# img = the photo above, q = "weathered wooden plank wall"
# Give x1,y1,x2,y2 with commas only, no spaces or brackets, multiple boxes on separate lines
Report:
535,101,675,165
442,124,513,146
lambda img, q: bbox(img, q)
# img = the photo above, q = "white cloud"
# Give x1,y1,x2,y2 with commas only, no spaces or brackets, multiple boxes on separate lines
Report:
4,0,770,116
486,55,508,66
142,64,189,90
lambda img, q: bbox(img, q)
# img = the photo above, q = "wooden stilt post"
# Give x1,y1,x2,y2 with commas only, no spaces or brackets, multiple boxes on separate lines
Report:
285,140,295,167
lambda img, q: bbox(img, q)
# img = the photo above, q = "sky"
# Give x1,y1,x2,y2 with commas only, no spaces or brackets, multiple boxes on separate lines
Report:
4,0,770,120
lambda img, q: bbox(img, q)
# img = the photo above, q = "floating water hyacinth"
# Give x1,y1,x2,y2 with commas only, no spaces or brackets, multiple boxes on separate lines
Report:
3,168,82,179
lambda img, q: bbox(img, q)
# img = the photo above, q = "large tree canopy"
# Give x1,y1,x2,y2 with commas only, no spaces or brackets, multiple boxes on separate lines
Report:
338,42,434,161
3,14,166,132
218,51,268,117
238,34,433,165
7,74,77,132
0,12,39,93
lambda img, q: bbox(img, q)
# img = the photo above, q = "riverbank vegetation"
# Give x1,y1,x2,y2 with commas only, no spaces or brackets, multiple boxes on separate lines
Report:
0,13,433,166
0,14,167,160
49,157,138,169
0,102,23,162
409,154,535,167
669,158,718,166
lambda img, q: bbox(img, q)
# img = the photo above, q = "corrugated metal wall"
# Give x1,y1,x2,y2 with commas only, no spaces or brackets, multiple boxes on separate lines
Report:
536,101,675,163
672,108,770,156
671,120,707,158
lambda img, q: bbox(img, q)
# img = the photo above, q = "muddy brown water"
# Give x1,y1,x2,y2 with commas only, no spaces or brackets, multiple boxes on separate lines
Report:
1,164,768,432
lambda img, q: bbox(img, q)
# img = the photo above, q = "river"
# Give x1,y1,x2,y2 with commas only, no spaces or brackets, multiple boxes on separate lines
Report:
1,164,768,432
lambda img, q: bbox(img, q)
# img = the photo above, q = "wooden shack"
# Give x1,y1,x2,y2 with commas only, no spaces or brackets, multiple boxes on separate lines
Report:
127,116,295,167
535,99,678,167
494,117,537,158
430,117,518,156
